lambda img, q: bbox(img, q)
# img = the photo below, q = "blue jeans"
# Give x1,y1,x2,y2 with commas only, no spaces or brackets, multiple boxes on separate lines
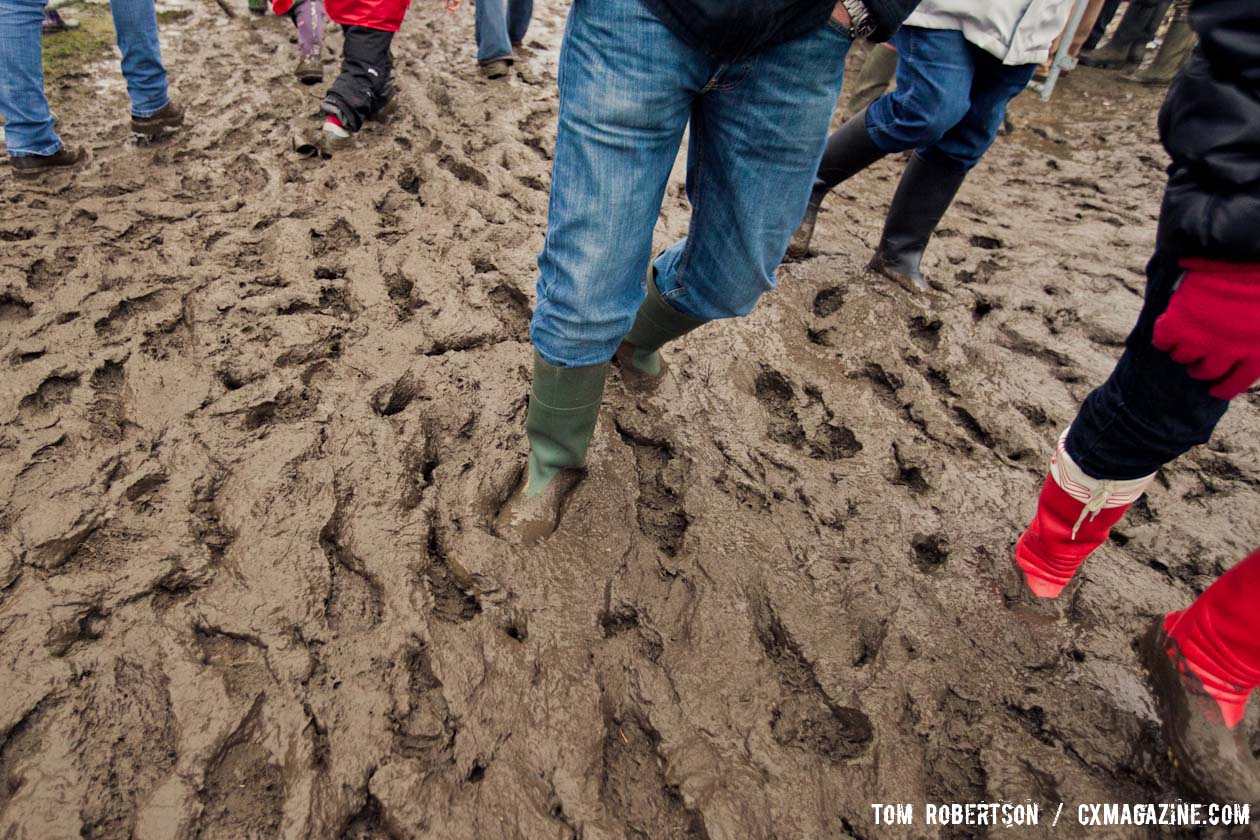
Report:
0,0,168,156
530,0,850,368
865,26,1034,171
475,0,532,64
1066,248,1230,480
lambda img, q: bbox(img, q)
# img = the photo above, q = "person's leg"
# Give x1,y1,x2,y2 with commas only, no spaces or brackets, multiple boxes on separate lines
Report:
1069,0,1108,58
1140,548,1260,803
1015,251,1230,597
789,26,973,259
1081,0,1171,68
322,25,394,132
0,0,63,156
1084,0,1122,50
109,0,169,117
497,0,699,533
475,0,512,64
865,47,1032,291
647,20,850,327
844,42,897,118
1127,0,1195,85
507,0,532,46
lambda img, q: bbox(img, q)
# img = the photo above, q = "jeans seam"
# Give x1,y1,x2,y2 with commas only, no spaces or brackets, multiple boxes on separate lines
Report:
664,114,705,302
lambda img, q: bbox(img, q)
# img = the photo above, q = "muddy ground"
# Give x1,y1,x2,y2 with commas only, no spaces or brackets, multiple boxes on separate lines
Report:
2,3,1259,838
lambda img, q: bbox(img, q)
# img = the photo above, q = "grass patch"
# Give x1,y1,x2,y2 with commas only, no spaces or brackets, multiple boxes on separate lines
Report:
41,4,116,79
156,8,192,23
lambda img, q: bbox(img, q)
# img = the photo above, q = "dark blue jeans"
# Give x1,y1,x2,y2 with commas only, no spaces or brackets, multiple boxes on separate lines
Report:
1065,249,1230,480
865,25,1035,171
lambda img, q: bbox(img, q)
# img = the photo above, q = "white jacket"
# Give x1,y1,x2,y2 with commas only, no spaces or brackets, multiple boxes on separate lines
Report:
904,0,1078,66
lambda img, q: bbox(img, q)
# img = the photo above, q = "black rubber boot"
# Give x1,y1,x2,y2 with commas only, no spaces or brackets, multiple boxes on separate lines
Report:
1140,621,1260,806
1080,0,1171,69
868,153,966,293
786,108,887,260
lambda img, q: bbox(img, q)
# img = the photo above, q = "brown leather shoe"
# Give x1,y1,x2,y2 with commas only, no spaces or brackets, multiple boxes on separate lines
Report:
131,100,184,140
10,145,86,179
1140,620,1260,805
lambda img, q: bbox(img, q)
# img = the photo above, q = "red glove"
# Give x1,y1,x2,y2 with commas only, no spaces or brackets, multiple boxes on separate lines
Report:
1152,259,1260,400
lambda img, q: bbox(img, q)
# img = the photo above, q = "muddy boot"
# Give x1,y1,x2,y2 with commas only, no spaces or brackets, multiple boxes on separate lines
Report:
248,0,266,14
1080,0,1169,68
494,353,608,545
867,154,966,293
1014,429,1155,598
10,145,86,179
480,59,512,79
786,108,887,260
1140,620,1260,805
1125,18,1195,85
131,100,184,141
295,53,323,84
614,268,705,390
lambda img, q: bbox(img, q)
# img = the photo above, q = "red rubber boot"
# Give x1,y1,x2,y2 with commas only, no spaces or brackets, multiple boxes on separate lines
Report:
1162,549,1260,728
1014,430,1155,598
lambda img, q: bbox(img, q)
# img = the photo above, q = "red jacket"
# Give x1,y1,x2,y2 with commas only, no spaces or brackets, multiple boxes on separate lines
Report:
274,0,410,31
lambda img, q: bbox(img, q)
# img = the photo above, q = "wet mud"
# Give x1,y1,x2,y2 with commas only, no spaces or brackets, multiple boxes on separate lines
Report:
2,7,1259,839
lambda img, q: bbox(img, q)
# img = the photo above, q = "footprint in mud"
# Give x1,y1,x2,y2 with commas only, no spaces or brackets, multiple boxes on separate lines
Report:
755,369,862,461
912,533,950,572
487,282,533,341
600,712,709,839
423,523,480,624
309,218,360,257
88,360,131,442
0,289,33,323
751,590,874,763
78,661,179,838
393,643,456,762
320,489,383,635
17,372,79,424
94,288,178,338
908,315,942,353
891,442,931,495
370,371,420,417
198,699,286,840
438,155,490,190
599,605,664,662
812,286,845,318
196,627,274,700
616,425,687,558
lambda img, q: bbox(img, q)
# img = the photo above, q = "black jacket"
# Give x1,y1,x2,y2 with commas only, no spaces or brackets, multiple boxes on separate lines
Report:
642,0,917,61
1157,0,1260,261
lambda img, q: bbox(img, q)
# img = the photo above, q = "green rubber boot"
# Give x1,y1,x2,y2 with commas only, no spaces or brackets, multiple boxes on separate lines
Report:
495,353,608,544
615,269,705,386
1126,18,1195,85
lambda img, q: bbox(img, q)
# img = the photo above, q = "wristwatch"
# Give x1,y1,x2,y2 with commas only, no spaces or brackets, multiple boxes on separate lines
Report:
839,0,876,38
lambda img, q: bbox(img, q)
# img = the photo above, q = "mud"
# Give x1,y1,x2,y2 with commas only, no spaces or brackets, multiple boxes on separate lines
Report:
3,6,1260,839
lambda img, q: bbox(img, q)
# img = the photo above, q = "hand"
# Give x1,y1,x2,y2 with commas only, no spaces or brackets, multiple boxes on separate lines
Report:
831,1,851,27
443,0,460,12
1152,259,1260,399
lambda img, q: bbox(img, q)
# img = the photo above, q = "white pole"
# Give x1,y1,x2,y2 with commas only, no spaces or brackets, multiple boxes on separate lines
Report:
1041,0,1091,101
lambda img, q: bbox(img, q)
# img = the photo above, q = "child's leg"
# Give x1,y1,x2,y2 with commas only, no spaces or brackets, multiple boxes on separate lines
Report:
322,24,393,132
289,0,317,58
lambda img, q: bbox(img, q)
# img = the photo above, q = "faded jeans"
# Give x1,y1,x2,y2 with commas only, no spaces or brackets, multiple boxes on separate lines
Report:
0,0,169,156
530,0,851,368
475,0,532,64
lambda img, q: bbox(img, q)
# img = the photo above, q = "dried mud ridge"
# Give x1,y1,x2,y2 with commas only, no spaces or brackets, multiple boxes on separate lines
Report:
3,12,1260,840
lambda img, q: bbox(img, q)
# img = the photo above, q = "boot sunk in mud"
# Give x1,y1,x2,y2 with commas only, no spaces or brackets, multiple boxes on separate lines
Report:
1139,550,1260,805
1014,429,1155,599
494,354,608,545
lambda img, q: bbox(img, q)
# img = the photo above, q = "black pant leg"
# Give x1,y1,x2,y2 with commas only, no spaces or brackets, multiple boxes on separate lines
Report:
322,25,395,132
1065,249,1230,480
